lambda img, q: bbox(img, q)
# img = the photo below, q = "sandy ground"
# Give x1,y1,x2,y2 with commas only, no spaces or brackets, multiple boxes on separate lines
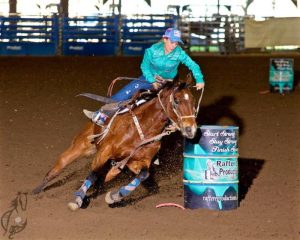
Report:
0,55,299,240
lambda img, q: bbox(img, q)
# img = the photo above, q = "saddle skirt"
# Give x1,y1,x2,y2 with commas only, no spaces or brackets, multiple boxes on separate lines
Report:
118,99,147,114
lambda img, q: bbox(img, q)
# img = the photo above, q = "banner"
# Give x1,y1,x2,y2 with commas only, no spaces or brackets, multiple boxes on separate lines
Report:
269,58,294,93
245,18,300,48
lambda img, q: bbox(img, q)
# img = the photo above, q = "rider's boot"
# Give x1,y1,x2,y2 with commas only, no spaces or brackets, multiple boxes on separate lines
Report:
83,109,108,126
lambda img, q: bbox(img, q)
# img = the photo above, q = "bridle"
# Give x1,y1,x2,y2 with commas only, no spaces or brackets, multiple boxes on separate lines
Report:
158,86,198,131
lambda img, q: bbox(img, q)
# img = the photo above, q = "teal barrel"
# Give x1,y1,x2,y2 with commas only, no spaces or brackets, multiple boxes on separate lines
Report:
183,125,239,210
269,58,294,94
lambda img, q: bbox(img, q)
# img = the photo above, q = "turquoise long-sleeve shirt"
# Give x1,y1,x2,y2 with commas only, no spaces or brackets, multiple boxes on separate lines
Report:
141,42,204,84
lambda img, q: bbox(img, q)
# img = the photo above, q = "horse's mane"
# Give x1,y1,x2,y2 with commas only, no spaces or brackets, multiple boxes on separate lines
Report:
164,75,190,91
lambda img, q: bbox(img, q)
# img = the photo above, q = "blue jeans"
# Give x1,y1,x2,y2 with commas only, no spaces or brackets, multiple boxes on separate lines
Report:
111,76,153,102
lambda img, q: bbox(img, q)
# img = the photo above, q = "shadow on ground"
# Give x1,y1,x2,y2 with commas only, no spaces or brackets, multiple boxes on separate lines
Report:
238,157,265,203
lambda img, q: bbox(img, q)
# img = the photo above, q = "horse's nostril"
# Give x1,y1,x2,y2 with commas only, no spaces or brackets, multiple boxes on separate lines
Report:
184,126,196,139
186,127,192,133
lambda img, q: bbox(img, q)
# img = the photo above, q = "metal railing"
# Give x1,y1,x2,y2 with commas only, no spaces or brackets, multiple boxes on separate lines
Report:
179,15,244,54
0,15,58,55
122,14,178,55
0,14,246,56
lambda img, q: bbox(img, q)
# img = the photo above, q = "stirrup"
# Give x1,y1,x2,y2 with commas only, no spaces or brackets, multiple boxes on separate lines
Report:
83,109,107,126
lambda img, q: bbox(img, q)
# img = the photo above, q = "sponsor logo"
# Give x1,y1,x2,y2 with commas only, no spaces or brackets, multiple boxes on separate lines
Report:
69,46,84,51
128,46,142,51
6,46,22,51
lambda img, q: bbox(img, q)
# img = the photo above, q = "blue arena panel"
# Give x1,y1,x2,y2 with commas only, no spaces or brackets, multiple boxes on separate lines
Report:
62,15,119,56
121,14,178,55
0,16,58,56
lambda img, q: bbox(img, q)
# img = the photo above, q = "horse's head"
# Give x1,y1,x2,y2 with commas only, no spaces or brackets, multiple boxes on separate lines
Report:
160,73,197,139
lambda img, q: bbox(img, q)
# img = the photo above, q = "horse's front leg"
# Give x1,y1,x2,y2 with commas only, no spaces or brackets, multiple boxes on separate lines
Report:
105,168,150,204
105,143,160,204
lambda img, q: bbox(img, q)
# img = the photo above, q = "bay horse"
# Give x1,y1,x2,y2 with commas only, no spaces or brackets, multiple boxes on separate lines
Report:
33,74,198,210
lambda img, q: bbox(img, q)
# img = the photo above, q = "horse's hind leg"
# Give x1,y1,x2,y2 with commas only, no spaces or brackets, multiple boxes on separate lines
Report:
68,166,121,211
68,145,112,211
67,171,98,211
32,123,96,194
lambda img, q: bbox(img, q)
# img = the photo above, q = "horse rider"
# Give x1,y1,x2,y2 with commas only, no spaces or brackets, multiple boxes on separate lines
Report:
83,28,205,125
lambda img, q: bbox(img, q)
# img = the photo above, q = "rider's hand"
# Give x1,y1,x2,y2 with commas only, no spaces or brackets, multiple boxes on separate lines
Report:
196,83,205,90
153,82,161,90
155,76,165,84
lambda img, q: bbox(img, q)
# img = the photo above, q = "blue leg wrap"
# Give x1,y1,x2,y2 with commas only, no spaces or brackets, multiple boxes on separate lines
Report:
75,179,92,199
119,178,141,197
74,171,97,199
119,170,150,197
138,170,150,181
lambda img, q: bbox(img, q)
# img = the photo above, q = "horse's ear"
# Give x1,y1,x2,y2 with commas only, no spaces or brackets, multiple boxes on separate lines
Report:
173,75,181,86
186,72,194,86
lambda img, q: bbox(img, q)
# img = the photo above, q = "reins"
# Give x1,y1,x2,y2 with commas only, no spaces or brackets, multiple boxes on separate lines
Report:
107,77,139,97
158,89,181,131
111,124,177,171
158,86,204,130
107,76,173,97
194,87,204,117
170,90,195,122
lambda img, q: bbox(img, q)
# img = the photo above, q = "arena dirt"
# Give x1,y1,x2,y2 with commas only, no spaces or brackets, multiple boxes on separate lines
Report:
0,55,299,240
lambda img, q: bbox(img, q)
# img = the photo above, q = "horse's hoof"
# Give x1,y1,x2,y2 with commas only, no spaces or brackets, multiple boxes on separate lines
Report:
32,180,48,195
31,188,40,195
68,196,82,211
32,185,44,195
68,202,79,211
105,192,114,204
105,191,122,204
